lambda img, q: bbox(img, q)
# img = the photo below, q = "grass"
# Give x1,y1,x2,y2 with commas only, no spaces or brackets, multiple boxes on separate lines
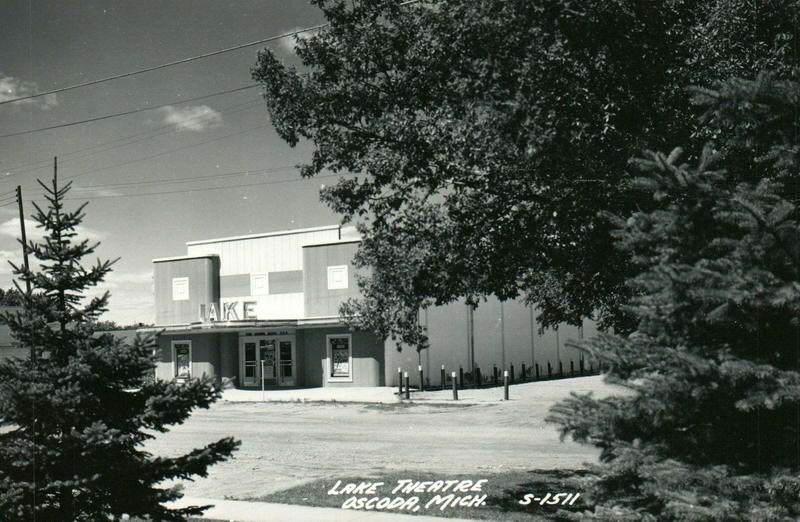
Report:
244,470,593,521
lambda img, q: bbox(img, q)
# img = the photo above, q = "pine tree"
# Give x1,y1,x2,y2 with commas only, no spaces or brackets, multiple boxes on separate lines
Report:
0,178,240,521
548,72,800,520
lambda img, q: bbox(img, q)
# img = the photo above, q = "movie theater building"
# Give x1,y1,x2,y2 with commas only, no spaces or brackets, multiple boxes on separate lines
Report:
150,224,596,389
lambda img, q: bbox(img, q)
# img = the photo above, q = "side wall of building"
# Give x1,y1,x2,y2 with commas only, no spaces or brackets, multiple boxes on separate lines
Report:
154,257,219,325
303,241,361,318
302,327,384,387
155,333,222,383
384,297,596,387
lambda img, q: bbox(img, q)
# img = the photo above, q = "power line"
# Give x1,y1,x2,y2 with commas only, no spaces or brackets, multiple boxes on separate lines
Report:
62,124,272,183
70,165,299,191
0,84,260,139
0,0,422,107
0,26,327,107
57,173,344,201
3,99,262,177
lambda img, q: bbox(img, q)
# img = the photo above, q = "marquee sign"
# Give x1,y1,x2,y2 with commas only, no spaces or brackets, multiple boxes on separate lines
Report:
199,301,257,321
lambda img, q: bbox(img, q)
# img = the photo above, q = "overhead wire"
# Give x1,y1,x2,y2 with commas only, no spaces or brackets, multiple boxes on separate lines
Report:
0,27,327,107
0,0,422,106
4,99,263,178
0,85,260,139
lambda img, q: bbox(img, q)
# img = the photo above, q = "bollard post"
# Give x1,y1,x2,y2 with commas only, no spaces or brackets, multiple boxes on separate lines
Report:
452,371,458,400
521,363,526,382
404,372,410,400
571,360,575,376
441,365,446,390
510,363,515,383
493,365,498,386
475,367,482,387
559,361,564,377
418,365,424,392
459,367,464,389
398,367,403,395
547,361,552,378
535,363,540,380
503,370,509,400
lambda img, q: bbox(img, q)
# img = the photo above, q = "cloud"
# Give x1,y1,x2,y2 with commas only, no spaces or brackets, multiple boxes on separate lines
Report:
277,26,318,54
158,104,222,132
88,269,154,325
0,249,24,275
0,74,58,110
0,218,105,242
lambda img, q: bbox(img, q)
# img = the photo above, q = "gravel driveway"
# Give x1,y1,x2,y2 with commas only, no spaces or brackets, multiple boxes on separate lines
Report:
144,376,618,499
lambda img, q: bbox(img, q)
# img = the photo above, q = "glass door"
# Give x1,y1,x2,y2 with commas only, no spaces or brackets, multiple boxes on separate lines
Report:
279,339,295,386
259,339,277,386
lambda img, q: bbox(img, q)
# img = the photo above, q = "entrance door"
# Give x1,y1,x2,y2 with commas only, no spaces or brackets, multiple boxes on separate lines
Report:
240,335,296,387
259,339,277,387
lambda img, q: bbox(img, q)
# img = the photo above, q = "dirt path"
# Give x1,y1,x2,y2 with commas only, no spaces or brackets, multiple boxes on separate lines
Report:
145,376,618,499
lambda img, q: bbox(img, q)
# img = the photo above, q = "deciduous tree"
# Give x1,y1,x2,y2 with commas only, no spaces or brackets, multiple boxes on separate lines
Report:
252,0,798,347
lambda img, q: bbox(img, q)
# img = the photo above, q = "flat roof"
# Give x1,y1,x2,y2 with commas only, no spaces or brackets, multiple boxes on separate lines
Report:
303,238,362,248
152,254,219,263
139,316,346,333
186,224,340,246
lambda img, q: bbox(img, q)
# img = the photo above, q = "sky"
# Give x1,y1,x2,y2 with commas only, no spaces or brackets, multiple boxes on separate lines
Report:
0,1,344,325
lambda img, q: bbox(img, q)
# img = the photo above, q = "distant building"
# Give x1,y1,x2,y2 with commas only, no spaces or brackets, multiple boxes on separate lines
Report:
0,306,25,362
145,225,596,389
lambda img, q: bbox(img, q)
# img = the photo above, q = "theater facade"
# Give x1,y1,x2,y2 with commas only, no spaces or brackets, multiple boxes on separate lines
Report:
149,224,595,389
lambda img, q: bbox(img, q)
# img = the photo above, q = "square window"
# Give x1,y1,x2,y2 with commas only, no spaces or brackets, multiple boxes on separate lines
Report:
251,273,268,296
172,277,189,301
327,265,348,290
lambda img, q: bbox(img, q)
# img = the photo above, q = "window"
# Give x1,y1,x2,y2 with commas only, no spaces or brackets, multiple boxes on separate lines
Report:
243,301,258,319
172,341,192,379
251,273,268,296
172,277,189,301
326,334,352,382
327,265,348,290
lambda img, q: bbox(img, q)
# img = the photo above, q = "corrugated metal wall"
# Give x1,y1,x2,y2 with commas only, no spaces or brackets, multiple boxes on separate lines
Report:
384,296,596,387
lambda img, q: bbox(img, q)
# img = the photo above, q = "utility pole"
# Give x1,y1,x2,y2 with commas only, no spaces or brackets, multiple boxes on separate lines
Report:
16,183,33,364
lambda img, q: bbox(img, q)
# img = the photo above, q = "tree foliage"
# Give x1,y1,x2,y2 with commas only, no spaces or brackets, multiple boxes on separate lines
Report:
547,72,800,520
0,178,239,521
252,0,798,347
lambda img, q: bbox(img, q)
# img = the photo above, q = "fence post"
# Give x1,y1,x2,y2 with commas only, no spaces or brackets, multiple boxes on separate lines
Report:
493,365,498,386
503,370,509,400
398,367,403,395
459,367,464,389
404,372,410,400
441,365,446,390
547,361,552,379
510,363,515,383
475,367,482,387
559,361,564,377
580,358,585,374
521,363,526,382
452,372,458,400
571,360,575,376
535,363,540,380
418,365,424,392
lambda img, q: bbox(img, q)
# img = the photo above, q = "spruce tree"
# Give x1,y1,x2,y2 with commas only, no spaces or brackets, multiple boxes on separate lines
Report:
548,72,800,520
0,178,239,520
